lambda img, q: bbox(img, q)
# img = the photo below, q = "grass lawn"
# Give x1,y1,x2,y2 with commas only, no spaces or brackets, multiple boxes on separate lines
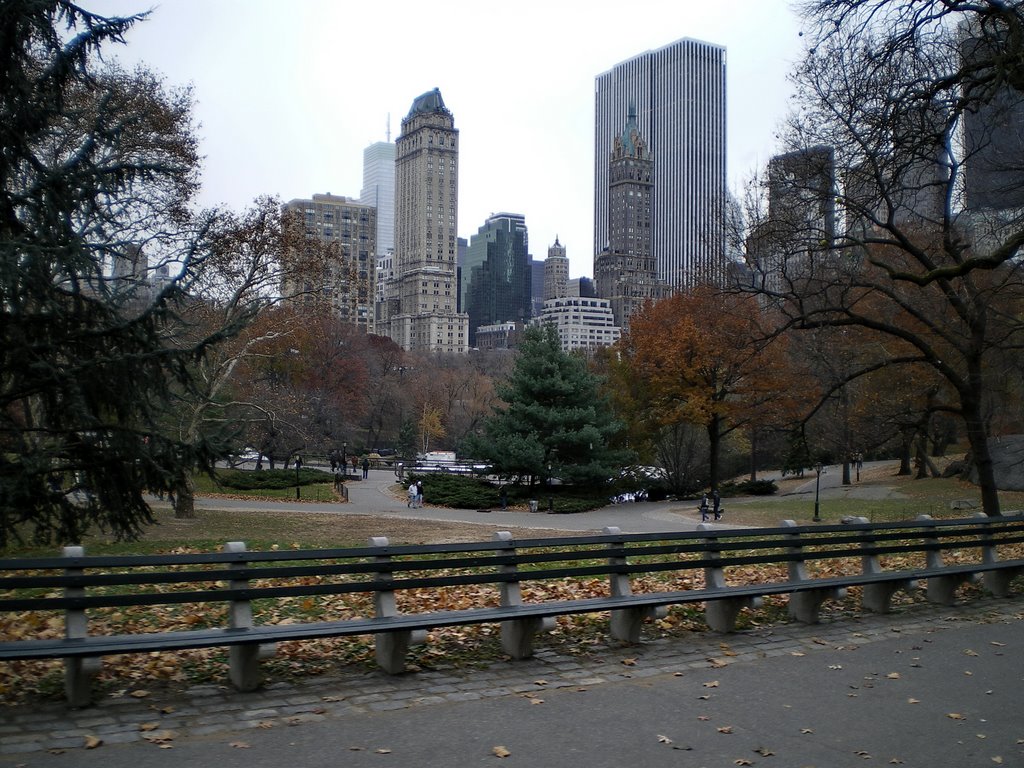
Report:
706,467,1024,528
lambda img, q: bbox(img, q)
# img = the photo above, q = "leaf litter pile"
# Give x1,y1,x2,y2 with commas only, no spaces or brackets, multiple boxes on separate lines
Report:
2,535,1021,706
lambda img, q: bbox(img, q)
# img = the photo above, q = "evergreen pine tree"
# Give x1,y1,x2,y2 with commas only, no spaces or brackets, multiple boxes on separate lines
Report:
473,325,629,487
0,3,234,544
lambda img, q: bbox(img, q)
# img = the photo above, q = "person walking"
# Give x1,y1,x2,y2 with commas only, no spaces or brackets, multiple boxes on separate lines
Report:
416,480,424,508
408,481,418,508
712,488,722,521
699,492,710,522
361,457,369,479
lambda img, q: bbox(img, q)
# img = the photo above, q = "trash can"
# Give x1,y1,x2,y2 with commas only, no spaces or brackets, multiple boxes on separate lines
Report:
528,499,538,513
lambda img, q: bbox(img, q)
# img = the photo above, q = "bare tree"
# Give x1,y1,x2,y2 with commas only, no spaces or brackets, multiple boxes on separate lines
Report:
165,202,337,517
755,0,1024,514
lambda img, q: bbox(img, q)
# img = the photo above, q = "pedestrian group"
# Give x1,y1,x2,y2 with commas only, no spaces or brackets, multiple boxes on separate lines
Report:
407,480,423,508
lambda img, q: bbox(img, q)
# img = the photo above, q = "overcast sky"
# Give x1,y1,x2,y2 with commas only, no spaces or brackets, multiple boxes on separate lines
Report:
90,0,806,278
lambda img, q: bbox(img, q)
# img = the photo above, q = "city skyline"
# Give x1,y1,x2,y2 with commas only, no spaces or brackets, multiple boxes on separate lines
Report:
88,0,804,280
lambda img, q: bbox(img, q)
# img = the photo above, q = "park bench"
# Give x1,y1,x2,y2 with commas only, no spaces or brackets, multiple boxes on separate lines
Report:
1,513,1023,707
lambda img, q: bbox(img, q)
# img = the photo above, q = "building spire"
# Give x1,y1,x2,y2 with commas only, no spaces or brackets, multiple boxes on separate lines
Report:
386,113,391,142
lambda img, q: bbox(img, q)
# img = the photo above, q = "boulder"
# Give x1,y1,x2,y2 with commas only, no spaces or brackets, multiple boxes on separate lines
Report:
968,435,1024,491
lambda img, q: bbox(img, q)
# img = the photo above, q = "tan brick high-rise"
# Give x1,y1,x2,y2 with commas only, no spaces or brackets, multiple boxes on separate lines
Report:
382,88,469,353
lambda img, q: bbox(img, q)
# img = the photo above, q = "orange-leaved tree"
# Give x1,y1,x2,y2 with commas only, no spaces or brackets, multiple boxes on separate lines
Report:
624,286,806,491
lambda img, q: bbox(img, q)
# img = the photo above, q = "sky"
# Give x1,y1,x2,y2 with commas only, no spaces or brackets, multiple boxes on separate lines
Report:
90,0,807,279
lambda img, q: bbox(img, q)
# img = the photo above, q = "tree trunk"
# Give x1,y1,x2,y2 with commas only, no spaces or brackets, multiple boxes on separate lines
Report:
915,439,928,480
841,459,851,486
963,396,1001,516
173,473,196,519
897,427,914,476
748,429,758,482
707,416,721,491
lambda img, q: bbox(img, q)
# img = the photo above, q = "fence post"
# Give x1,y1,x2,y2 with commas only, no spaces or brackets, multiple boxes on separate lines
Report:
494,531,552,658
370,537,423,673
604,527,664,643
782,520,845,623
225,541,268,692
853,517,915,613
917,514,963,605
62,546,98,708
699,524,760,632
974,512,1021,597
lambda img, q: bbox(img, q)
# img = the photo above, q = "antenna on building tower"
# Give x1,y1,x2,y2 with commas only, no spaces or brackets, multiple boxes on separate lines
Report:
386,113,391,143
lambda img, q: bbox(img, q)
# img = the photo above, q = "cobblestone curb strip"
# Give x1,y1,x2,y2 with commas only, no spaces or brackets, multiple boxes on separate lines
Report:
2,595,1021,757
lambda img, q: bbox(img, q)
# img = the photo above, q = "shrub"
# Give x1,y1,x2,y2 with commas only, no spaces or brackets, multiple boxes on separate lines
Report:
720,479,778,497
407,473,610,512
214,468,327,491
408,473,500,509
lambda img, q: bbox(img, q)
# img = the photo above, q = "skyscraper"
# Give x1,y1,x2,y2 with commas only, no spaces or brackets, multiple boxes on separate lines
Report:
595,38,727,288
360,139,395,254
462,213,532,347
767,146,836,244
281,194,377,332
962,31,1024,213
594,105,666,332
543,237,569,301
747,146,836,295
384,88,469,353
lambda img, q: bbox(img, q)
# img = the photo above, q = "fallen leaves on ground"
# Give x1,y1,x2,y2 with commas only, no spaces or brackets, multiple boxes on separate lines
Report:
492,746,511,758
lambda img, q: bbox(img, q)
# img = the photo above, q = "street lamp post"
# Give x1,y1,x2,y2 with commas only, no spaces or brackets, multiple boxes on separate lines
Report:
341,441,348,478
547,462,553,512
813,462,824,522
295,455,303,500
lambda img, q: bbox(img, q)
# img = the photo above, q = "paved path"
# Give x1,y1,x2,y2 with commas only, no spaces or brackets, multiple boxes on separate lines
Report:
168,461,910,536
162,468,765,535
3,596,1022,766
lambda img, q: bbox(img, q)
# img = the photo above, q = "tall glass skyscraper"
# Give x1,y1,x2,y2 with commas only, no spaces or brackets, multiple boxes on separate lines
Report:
360,141,395,254
462,213,531,346
595,38,727,289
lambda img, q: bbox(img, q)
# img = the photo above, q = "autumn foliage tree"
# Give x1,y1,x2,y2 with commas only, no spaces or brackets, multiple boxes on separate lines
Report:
227,306,370,464
623,286,805,491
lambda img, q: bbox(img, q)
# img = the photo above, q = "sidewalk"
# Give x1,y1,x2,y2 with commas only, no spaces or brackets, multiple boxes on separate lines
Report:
175,469,743,535
3,595,1022,766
